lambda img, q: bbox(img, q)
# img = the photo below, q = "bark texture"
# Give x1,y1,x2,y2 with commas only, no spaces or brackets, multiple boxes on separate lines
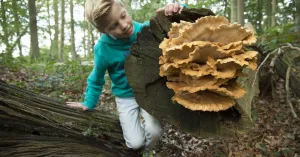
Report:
0,81,138,157
125,8,257,137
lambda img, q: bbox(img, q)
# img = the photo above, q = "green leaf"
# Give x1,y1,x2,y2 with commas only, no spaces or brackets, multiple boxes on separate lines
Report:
82,127,92,136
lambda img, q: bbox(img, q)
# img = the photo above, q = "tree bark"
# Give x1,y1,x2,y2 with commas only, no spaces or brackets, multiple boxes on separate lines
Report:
87,23,93,58
125,8,257,137
295,0,300,32
0,81,138,156
70,0,77,61
271,0,276,26
12,0,23,57
266,0,272,28
0,0,10,56
237,0,244,25
28,0,40,61
83,22,87,58
274,45,300,98
51,0,59,59
224,0,229,18
59,0,65,62
256,0,263,32
47,0,53,56
230,0,237,23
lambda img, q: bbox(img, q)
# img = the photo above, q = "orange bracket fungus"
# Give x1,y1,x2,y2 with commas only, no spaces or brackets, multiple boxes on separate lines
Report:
159,16,258,112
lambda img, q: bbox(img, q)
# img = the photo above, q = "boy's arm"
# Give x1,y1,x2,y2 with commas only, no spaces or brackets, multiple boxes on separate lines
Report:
82,46,107,110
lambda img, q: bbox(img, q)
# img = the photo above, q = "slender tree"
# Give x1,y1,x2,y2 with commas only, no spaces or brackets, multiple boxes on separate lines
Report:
266,0,272,28
87,23,93,58
230,0,237,23
12,1,23,57
224,0,229,18
256,0,263,32
295,0,300,32
28,0,40,61
59,0,65,62
0,0,10,55
47,0,53,56
83,26,87,58
271,0,276,26
237,0,244,25
51,0,59,59
70,0,77,60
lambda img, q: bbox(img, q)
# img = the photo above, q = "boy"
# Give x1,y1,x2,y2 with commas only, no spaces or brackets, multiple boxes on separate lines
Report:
67,0,184,153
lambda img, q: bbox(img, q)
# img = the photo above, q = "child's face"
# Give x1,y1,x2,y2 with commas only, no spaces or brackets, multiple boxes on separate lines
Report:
102,2,133,39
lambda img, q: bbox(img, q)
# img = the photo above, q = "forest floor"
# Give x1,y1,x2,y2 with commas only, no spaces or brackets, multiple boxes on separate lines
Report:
1,63,300,157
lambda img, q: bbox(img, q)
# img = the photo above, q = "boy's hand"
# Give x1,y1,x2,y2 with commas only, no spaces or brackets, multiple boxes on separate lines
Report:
66,102,89,111
156,2,183,16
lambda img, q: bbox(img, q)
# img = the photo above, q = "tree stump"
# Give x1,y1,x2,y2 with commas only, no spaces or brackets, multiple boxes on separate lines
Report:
125,8,258,137
0,81,138,157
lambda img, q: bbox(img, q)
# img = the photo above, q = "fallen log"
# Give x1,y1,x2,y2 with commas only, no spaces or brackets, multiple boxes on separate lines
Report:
125,8,259,137
274,44,300,98
0,81,138,157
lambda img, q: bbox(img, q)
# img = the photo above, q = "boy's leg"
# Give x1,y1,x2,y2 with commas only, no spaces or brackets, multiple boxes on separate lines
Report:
115,97,145,150
140,108,163,149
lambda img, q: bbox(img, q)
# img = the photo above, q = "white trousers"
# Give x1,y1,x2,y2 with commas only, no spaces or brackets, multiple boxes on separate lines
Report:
115,97,163,150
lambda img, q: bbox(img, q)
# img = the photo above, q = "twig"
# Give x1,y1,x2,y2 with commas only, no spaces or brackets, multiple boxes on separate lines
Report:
251,48,278,88
269,48,283,73
285,43,300,51
285,65,298,119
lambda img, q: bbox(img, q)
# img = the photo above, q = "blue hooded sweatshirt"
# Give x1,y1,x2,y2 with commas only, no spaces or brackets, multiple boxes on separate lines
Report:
83,21,150,109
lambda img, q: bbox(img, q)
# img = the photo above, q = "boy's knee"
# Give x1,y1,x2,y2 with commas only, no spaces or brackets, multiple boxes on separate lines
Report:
127,138,145,150
151,126,163,140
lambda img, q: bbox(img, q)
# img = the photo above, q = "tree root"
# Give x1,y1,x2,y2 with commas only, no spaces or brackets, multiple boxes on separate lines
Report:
286,64,298,119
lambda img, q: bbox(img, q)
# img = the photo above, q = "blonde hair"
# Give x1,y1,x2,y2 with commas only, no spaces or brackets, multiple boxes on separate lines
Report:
85,0,124,31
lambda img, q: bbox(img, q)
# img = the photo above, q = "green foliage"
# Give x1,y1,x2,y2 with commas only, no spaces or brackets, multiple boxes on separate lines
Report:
1,58,93,102
258,23,299,54
129,0,166,22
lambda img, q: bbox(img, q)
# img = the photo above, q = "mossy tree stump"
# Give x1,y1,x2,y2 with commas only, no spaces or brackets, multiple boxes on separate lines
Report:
125,8,258,137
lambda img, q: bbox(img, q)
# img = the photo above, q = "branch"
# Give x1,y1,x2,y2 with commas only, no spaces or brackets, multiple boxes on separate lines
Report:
285,43,300,52
269,48,283,73
285,65,298,119
251,43,300,89
251,48,278,88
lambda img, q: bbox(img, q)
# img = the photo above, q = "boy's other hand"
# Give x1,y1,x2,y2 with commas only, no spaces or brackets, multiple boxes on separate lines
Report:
66,102,89,111
156,2,183,16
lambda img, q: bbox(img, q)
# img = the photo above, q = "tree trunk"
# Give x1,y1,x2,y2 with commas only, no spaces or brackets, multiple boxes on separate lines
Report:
230,0,237,23
12,0,23,57
237,0,244,25
125,8,258,137
271,0,276,26
224,0,229,18
47,0,53,56
0,81,138,156
266,0,272,28
0,0,10,56
70,0,77,61
59,0,65,62
87,23,93,58
28,0,40,61
256,0,263,32
295,0,300,32
83,22,87,58
51,0,59,59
